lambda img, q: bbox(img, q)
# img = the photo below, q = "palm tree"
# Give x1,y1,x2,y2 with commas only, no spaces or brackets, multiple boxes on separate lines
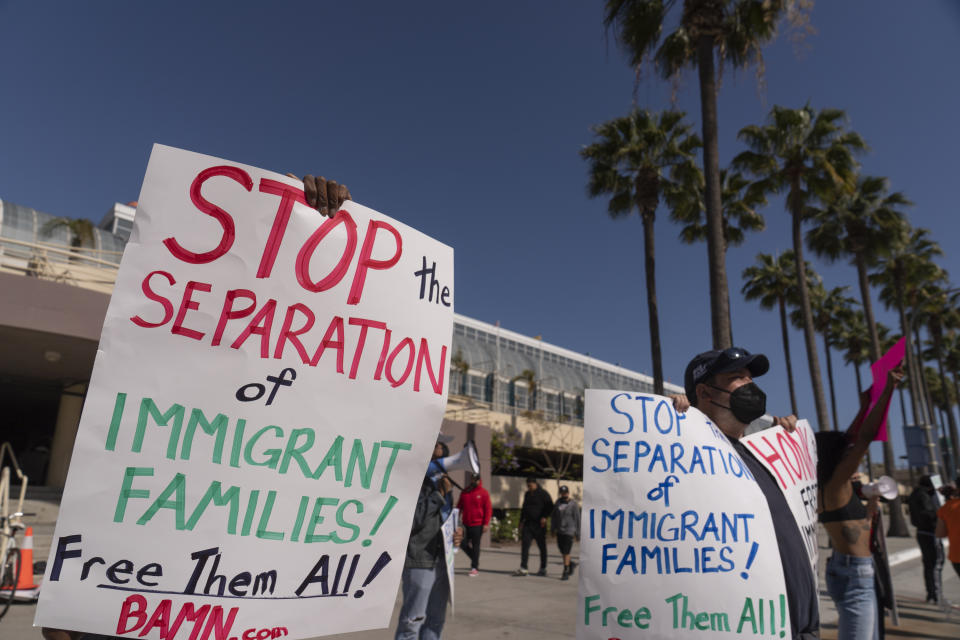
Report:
512,369,538,411
669,166,766,337
838,310,895,393
793,284,858,432
604,0,808,349
942,329,960,462
581,108,700,395
741,251,803,414
838,309,870,393
806,176,912,501
669,167,767,245
735,105,867,433
451,350,470,396
41,216,97,262
870,228,945,536
806,175,910,364
873,228,946,431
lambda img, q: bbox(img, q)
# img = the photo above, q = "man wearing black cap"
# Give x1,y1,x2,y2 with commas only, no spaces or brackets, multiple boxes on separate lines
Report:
552,485,580,580
678,347,818,640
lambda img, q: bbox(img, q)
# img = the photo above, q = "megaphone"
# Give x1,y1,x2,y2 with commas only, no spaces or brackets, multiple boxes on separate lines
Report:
862,475,898,500
428,441,480,487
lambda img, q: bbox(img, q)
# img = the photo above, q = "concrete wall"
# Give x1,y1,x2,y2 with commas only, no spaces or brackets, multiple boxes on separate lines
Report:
0,271,110,340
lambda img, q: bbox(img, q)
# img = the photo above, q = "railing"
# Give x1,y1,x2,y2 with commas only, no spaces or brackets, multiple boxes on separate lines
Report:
445,392,585,427
0,236,121,294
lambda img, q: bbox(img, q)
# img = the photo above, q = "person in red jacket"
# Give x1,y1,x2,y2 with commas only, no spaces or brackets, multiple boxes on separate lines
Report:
457,473,492,576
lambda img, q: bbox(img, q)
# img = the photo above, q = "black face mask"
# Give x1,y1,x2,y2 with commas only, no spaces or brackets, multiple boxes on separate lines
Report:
706,382,767,424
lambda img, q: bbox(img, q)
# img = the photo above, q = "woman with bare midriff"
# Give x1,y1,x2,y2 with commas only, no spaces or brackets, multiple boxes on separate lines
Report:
816,367,903,640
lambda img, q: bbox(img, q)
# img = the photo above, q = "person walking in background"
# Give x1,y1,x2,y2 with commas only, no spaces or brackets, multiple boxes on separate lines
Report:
551,485,580,580
936,485,960,581
513,477,553,577
907,475,943,604
457,473,491,576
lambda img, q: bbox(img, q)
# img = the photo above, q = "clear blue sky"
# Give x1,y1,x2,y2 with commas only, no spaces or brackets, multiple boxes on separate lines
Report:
3,1,959,467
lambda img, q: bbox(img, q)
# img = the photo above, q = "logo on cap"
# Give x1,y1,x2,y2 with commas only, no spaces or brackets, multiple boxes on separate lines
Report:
693,363,709,380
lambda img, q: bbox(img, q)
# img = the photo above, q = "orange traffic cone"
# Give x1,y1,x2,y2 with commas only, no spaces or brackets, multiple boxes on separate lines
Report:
15,527,37,590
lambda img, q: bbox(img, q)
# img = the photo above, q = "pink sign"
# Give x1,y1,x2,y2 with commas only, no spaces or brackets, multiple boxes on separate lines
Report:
866,337,906,442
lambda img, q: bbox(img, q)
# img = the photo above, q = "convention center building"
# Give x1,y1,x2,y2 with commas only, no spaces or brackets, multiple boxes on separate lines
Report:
0,198,683,508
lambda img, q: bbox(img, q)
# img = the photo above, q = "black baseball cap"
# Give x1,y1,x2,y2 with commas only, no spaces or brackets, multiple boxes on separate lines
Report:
559,485,569,494
684,347,770,405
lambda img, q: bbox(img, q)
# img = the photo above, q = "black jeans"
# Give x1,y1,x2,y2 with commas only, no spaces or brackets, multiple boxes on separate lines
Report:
461,525,484,569
916,531,943,601
520,522,547,571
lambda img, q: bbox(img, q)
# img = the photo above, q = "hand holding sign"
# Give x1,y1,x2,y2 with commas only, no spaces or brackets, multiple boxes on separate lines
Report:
293,174,352,217
863,337,906,442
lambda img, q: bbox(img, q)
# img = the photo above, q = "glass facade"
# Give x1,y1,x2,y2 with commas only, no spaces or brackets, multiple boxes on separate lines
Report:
0,200,127,264
113,217,134,240
450,317,682,426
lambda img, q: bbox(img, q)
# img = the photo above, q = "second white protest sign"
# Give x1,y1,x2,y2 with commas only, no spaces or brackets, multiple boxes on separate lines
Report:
578,390,789,640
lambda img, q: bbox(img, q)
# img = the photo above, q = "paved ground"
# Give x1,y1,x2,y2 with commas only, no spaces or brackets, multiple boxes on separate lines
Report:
4,496,960,638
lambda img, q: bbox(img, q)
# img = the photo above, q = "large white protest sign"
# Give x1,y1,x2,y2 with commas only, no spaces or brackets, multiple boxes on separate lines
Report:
743,420,819,575
578,391,789,639
35,144,454,640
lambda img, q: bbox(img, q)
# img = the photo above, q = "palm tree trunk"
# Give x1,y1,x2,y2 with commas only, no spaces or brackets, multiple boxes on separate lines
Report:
696,35,731,350
642,213,664,396
898,292,924,426
898,387,908,426
727,274,735,346
824,334,839,432
853,364,874,478
854,253,890,485
791,211,831,431
778,296,799,414
855,254,882,362
915,326,938,430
